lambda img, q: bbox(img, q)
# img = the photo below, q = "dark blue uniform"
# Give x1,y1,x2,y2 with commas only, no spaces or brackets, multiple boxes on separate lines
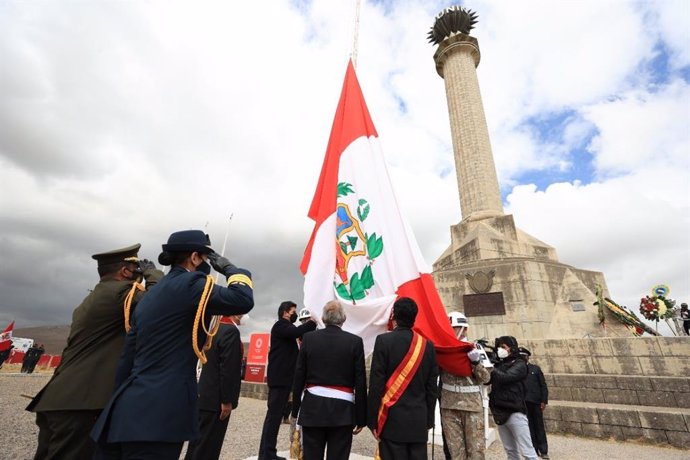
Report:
91,265,253,457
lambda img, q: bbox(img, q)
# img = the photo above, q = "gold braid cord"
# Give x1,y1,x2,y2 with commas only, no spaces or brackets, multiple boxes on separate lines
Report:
123,282,145,332
193,275,220,364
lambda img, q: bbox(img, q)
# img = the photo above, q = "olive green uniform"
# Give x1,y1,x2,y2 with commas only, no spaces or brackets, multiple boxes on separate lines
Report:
27,267,162,460
440,363,491,460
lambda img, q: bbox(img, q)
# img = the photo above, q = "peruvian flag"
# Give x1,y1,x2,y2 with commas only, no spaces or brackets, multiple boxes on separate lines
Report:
0,321,14,352
301,60,472,376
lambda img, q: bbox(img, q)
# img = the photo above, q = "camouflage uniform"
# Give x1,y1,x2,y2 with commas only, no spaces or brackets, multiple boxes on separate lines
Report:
440,362,491,460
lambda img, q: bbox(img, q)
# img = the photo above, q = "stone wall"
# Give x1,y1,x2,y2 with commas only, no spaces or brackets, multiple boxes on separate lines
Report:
521,337,690,448
520,337,690,377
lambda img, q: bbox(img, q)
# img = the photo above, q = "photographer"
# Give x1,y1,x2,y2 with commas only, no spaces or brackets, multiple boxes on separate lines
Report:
488,336,536,460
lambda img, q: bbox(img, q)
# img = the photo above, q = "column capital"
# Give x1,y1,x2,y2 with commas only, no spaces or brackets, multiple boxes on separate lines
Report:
433,33,481,78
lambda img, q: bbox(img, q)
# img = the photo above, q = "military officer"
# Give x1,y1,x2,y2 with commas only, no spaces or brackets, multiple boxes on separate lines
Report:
91,230,254,460
26,243,163,460
440,312,491,460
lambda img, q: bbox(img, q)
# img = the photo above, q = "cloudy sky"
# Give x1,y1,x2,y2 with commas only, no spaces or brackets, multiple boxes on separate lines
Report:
1,0,688,338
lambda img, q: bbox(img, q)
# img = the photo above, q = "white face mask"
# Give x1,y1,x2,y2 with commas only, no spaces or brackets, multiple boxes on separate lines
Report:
497,348,510,359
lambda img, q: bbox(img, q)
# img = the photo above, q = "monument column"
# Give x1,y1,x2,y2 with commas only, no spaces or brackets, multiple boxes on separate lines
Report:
431,13,503,222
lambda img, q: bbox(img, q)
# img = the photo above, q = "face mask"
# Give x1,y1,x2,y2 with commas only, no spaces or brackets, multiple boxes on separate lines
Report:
497,348,509,359
196,260,211,275
289,313,298,323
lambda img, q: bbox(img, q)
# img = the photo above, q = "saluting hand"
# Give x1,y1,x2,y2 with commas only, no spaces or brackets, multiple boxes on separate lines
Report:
219,402,232,420
208,253,237,277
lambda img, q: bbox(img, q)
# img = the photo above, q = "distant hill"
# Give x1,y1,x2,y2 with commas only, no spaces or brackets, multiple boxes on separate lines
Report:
13,325,70,355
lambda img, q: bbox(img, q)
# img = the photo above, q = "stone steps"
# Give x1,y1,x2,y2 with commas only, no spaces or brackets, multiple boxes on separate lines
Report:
545,399,690,449
546,373,690,409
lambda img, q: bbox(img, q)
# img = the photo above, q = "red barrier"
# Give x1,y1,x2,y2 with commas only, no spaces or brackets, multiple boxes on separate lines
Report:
7,350,24,364
37,355,51,368
50,355,61,368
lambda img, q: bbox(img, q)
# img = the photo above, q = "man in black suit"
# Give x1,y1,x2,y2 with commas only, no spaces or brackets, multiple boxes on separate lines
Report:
258,301,317,460
367,297,438,460
185,314,245,460
291,301,366,460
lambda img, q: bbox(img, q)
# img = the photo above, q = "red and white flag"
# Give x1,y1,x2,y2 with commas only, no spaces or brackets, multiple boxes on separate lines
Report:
0,320,14,351
301,61,472,376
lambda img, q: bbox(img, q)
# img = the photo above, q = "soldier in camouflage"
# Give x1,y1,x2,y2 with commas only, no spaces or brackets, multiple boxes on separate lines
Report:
440,312,492,460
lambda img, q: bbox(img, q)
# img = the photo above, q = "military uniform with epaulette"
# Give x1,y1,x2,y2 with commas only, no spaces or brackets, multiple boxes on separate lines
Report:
26,243,163,460
91,230,254,460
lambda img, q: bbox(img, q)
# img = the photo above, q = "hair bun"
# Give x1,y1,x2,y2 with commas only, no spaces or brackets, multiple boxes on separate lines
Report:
158,251,173,266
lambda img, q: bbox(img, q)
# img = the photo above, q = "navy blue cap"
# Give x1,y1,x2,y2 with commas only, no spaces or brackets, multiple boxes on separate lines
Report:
161,230,214,254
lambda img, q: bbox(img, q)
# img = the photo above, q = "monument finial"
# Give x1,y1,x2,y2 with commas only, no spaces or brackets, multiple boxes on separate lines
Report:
427,6,478,45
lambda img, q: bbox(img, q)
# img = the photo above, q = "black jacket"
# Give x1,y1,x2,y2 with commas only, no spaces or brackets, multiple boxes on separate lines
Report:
367,327,438,443
524,363,548,405
292,325,367,427
266,318,316,387
198,323,243,411
489,355,528,421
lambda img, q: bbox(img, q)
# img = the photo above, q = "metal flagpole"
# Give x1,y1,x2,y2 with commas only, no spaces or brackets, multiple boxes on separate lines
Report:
214,213,234,283
351,0,362,68
197,214,234,380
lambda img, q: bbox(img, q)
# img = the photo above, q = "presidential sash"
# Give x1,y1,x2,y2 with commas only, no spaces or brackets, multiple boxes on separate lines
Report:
375,331,427,437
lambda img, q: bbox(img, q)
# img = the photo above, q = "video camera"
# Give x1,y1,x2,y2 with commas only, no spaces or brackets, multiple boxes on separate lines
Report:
475,338,498,367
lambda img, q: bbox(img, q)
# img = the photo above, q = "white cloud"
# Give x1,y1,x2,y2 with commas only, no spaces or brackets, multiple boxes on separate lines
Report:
583,79,690,176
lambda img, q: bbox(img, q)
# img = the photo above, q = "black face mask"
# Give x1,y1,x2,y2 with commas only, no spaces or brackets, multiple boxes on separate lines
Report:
289,313,298,323
196,261,211,275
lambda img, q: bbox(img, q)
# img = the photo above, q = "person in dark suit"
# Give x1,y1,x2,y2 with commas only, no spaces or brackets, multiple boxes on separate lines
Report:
185,314,244,460
27,343,45,373
257,301,317,460
520,347,549,459
21,345,36,373
291,300,366,460
367,297,438,460
26,244,162,460
91,230,254,460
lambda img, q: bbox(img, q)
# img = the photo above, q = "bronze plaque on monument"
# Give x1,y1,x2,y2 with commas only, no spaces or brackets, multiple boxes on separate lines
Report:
463,292,506,317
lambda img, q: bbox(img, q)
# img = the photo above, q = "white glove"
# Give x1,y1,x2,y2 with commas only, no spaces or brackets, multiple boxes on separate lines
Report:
467,349,482,363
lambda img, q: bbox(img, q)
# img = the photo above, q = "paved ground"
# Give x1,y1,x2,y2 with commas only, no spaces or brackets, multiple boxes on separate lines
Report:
1,373,688,459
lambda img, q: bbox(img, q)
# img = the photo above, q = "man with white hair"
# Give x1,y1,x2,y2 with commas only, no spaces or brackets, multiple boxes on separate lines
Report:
291,300,367,460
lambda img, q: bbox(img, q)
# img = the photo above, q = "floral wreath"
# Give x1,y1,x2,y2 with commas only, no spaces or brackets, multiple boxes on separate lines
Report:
639,295,675,322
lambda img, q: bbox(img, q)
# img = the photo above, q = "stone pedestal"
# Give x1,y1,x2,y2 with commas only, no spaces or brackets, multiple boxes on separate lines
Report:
433,216,628,339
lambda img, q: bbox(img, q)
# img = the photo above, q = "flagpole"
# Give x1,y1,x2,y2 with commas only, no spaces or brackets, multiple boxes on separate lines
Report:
197,214,233,380
351,0,362,68
215,213,234,284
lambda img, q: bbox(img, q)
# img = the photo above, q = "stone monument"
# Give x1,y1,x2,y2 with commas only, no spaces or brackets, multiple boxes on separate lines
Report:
428,6,627,340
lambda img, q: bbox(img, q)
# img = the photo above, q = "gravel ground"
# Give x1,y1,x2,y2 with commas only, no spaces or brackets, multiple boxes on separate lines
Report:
1,373,688,460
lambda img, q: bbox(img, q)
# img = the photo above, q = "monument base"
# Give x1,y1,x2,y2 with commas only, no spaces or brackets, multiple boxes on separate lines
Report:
433,216,629,340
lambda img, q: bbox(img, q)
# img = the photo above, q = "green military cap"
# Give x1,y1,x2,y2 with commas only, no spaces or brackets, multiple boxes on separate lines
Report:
91,243,141,267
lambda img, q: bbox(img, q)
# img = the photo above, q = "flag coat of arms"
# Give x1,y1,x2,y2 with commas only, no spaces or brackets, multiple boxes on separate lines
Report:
301,60,472,376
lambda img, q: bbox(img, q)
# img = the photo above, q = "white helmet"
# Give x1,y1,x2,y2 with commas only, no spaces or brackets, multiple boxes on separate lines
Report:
448,311,469,328
298,308,311,321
